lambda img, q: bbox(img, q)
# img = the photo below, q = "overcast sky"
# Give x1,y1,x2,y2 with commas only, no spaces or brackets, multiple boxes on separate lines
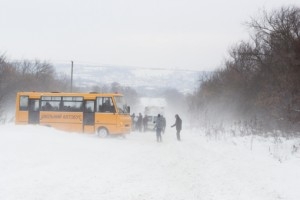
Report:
0,0,299,71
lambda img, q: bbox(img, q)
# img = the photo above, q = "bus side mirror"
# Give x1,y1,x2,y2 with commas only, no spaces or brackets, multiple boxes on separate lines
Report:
127,106,130,113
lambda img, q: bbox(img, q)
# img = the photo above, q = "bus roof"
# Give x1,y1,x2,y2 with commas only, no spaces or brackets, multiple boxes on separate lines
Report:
16,91,123,98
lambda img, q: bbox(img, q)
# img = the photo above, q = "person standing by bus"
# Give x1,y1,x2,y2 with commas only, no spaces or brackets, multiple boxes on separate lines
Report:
143,114,148,132
171,114,182,141
131,113,136,131
137,113,143,132
154,114,164,142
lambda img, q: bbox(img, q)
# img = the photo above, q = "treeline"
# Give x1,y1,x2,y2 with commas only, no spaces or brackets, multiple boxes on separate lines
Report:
189,6,300,132
0,56,70,120
0,56,138,121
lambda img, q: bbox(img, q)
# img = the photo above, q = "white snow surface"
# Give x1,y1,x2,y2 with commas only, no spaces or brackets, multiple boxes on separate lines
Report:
1,124,300,200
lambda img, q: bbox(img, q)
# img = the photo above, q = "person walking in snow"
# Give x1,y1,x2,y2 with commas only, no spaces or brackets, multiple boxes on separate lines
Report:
154,114,164,142
171,114,182,141
143,114,148,132
131,113,136,131
162,115,166,134
137,113,143,132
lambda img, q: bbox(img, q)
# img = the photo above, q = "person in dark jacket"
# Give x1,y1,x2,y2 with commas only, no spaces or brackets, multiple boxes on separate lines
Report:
137,113,143,132
171,114,182,141
130,113,136,131
154,114,164,142
143,114,148,132
161,115,166,134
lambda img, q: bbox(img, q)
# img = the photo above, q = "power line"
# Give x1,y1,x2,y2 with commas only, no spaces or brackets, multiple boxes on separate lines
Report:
53,60,213,72
8,58,214,72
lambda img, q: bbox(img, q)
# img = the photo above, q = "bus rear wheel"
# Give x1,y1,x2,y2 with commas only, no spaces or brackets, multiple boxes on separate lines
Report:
97,127,109,138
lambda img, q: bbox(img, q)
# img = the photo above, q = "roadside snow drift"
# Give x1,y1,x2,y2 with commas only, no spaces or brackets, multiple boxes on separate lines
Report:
0,124,300,200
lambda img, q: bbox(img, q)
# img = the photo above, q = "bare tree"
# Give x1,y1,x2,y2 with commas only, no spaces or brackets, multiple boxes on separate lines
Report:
188,6,300,132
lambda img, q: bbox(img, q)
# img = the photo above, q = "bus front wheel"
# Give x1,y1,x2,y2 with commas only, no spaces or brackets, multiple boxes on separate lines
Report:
97,127,109,138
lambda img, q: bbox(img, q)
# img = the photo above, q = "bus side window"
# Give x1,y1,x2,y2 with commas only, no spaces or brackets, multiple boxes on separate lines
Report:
103,99,111,112
59,101,64,110
41,101,53,111
97,97,115,113
20,96,29,111
97,97,103,112
109,100,116,113
29,99,40,111
85,101,94,113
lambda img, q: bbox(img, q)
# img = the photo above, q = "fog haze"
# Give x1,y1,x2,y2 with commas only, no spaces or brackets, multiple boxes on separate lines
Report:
1,0,298,70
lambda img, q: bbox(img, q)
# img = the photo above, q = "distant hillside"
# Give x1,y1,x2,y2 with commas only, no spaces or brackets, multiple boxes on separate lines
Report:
54,64,209,94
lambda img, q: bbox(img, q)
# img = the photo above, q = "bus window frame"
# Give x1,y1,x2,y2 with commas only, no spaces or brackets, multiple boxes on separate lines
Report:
61,96,83,112
40,96,84,112
96,97,116,113
19,95,29,111
84,100,95,113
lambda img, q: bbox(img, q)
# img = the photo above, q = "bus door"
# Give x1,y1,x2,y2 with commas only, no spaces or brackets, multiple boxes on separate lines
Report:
83,100,95,133
28,99,40,124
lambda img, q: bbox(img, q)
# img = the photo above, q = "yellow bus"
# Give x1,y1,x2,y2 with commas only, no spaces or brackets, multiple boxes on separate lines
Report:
15,91,131,137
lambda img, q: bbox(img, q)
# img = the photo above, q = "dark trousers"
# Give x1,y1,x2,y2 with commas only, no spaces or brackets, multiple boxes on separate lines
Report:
176,130,181,141
156,128,162,142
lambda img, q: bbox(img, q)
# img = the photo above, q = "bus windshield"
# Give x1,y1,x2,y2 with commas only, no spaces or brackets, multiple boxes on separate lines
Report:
114,96,129,114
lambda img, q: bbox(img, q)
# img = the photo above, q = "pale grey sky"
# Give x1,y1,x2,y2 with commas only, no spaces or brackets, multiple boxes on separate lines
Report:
0,0,299,70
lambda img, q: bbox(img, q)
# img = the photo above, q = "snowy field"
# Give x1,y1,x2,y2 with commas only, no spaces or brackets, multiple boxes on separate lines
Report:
1,124,300,200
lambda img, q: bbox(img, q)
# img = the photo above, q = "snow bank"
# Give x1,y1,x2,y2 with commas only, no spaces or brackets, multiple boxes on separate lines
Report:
0,124,300,200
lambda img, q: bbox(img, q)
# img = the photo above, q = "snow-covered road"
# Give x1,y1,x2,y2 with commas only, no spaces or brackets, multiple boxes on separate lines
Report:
0,124,299,200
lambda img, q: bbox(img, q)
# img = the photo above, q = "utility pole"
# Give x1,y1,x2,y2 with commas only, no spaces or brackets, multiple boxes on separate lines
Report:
71,60,73,92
